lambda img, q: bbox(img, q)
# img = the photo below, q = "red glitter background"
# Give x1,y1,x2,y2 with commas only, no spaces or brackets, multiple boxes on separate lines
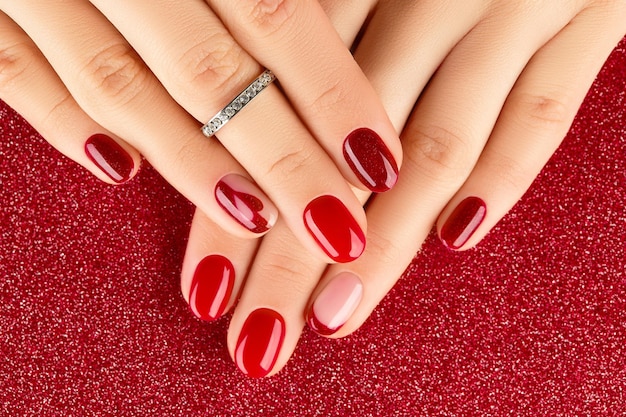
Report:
1,38,625,416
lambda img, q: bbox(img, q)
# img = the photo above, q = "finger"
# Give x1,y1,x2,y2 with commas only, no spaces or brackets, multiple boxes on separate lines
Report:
84,0,368,263
181,208,259,322
208,0,402,193
437,5,626,250
1,0,280,239
225,219,326,378
0,11,140,184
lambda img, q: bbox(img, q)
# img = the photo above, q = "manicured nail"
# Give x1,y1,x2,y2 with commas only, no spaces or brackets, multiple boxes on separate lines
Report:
440,196,487,250
343,128,398,192
307,272,363,336
188,255,235,321
234,308,285,378
303,195,366,263
215,174,278,234
85,133,134,183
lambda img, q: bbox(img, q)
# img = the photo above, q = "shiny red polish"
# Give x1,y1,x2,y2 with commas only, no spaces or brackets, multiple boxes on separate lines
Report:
343,128,398,192
188,255,235,321
84,133,134,183
215,174,278,234
303,195,366,263
440,197,487,250
234,308,285,378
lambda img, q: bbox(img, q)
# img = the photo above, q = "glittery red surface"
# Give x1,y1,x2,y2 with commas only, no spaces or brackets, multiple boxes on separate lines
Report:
1,38,625,416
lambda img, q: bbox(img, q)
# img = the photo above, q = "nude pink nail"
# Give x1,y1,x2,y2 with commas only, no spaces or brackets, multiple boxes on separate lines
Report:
306,272,363,336
215,174,278,234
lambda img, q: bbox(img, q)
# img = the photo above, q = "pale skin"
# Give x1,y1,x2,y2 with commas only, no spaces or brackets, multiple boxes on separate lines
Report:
1,0,625,378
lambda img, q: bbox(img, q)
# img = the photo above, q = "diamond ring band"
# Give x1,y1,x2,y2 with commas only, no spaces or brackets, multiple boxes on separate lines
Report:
201,69,276,138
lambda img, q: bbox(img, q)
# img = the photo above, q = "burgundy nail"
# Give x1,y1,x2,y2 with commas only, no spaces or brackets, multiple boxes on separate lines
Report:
84,133,134,183
188,255,235,321
307,272,363,336
215,174,278,234
303,195,365,263
234,308,285,378
440,196,487,250
343,128,398,192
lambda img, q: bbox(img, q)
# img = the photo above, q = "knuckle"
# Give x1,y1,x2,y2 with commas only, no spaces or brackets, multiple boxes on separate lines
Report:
266,147,316,179
176,34,245,97
79,43,148,108
513,91,573,130
41,93,75,134
363,228,403,268
487,150,534,194
246,0,298,36
404,124,474,182
0,42,36,93
171,134,203,177
306,78,349,114
256,252,316,294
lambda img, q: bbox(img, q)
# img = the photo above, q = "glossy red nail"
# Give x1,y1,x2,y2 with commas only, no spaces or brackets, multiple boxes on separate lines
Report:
234,308,285,378
215,174,278,234
440,197,487,250
188,255,235,321
84,134,134,183
303,195,366,263
343,128,398,192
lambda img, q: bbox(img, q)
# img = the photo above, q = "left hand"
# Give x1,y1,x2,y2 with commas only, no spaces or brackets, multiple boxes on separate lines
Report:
180,0,626,377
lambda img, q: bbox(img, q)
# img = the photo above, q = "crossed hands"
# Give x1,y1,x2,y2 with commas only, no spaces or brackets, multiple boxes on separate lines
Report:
1,0,624,377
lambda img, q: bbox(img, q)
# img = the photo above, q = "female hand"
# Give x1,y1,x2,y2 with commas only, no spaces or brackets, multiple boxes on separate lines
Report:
179,0,626,377
0,0,403,263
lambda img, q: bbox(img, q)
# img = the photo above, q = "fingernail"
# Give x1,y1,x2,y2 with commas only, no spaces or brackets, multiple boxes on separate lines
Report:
188,255,235,321
215,174,278,234
303,195,366,263
307,272,363,336
85,133,134,183
343,128,398,192
440,196,487,250
235,308,285,378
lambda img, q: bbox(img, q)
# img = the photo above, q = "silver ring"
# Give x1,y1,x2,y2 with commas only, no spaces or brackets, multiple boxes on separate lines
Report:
201,69,276,138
